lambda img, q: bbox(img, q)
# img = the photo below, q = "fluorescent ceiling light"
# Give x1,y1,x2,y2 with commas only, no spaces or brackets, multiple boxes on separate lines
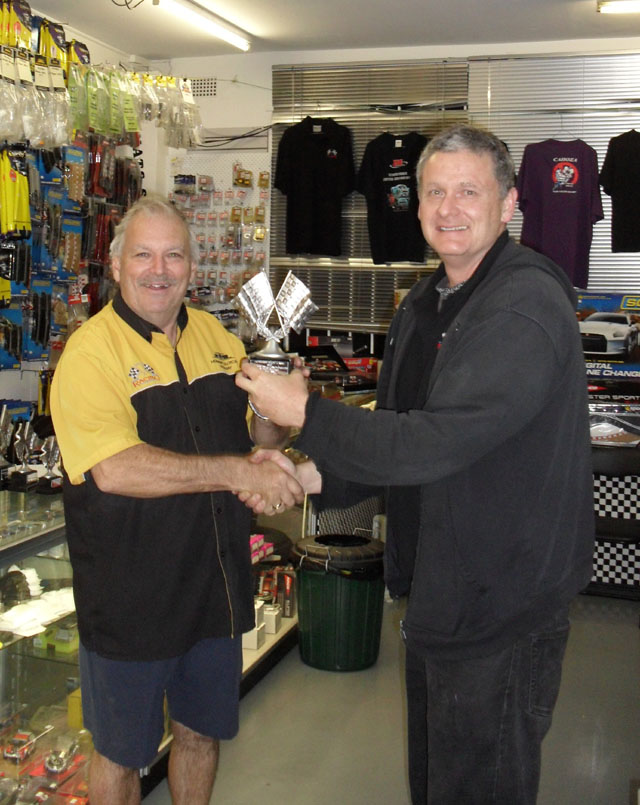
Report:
161,0,251,51
597,0,640,12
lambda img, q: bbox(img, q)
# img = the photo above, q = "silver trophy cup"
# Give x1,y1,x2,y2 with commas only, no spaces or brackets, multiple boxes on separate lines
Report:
235,271,318,419
235,271,318,375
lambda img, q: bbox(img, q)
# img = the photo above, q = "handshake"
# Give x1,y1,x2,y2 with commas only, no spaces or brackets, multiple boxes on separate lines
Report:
234,449,321,516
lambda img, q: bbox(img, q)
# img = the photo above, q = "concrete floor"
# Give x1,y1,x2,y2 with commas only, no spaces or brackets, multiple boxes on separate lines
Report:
143,594,640,804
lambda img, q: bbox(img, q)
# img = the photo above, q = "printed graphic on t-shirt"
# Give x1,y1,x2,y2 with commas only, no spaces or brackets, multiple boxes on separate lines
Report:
552,159,579,193
388,184,410,211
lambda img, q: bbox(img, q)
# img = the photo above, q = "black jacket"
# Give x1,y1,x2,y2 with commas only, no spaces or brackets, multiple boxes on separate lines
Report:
296,236,595,659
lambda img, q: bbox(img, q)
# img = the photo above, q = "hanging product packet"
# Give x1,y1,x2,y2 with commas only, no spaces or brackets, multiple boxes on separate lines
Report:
0,47,23,142
68,63,89,133
121,72,140,134
140,73,159,121
87,67,110,135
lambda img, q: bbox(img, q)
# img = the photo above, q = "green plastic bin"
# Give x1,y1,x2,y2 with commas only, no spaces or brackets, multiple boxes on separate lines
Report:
293,534,386,672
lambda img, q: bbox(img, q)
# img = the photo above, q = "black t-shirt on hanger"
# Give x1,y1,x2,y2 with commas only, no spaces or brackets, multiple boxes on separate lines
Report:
357,131,428,264
600,129,640,252
274,116,355,256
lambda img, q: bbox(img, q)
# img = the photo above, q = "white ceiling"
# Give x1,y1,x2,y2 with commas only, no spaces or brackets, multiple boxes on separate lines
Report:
32,0,640,62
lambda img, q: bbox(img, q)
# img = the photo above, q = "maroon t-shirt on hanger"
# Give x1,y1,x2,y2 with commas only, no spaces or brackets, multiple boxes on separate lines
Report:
516,139,603,289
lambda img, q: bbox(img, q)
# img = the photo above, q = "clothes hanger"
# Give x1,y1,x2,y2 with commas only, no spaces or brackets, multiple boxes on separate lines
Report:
549,113,580,141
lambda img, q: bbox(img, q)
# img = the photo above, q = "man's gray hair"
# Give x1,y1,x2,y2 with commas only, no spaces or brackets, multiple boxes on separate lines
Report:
416,125,516,199
109,195,199,264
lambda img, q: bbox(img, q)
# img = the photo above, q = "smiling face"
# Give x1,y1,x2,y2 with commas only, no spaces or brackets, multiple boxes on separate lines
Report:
111,209,195,343
418,149,517,283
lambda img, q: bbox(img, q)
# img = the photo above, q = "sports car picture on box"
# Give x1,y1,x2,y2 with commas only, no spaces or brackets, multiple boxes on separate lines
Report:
578,311,639,358
577,292,640,363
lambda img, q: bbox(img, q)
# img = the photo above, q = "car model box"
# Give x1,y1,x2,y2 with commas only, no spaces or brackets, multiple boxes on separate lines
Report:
577,291,640,402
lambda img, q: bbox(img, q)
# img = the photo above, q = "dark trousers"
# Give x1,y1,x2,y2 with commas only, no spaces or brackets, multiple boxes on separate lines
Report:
406,606,570,804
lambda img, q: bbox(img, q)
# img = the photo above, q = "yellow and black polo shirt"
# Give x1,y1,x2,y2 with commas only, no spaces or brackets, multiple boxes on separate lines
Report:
50,292,255,661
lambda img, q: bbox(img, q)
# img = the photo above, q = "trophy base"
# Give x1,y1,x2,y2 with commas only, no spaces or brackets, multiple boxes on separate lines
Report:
248,354,292,375
8,469,38,492
248,339,293,375
36,476,63,495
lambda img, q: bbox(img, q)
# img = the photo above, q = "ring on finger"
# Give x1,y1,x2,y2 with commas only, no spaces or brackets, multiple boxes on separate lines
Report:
274,501,283,511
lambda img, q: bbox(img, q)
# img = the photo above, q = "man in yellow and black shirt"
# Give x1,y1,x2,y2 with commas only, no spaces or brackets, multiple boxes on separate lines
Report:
50,196,302,805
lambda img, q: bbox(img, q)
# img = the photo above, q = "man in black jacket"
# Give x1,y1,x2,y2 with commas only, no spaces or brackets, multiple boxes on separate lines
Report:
237,125,595,804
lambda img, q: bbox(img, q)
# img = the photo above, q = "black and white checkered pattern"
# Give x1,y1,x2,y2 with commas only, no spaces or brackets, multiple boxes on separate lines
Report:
589,475,640,598
591,538,640,590
593,474,640,519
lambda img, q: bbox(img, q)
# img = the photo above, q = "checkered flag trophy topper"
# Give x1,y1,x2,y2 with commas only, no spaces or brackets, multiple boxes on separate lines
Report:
235,271,318,376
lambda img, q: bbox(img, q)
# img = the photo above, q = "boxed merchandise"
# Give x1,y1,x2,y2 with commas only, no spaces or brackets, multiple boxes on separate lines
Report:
343,357,378,379
242,622,265,650
263,604,282,634
254,598,264,627
255,567,278,602
577,291,640,402
277,569,296,617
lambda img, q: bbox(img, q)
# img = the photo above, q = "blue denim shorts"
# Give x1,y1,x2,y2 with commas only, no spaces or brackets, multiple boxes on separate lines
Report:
79,636,243,769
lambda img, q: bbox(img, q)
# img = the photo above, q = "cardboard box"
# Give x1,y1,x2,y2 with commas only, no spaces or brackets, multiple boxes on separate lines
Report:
254,598,264,627
242,622,265,650
263,604,282,634
577,291,640,402
343,357,378,378
276,570,296,618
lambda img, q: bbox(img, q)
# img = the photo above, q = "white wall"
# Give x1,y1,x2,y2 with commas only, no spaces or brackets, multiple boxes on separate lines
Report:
162,36,640,130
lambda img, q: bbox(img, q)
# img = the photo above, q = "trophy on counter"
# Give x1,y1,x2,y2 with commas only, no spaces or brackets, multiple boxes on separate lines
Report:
36,436,62,495
235,270,318,376
0,406,13,487
8,421,39,492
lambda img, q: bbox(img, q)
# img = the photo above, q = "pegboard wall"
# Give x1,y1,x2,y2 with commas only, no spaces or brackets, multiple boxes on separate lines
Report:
171,148,273,322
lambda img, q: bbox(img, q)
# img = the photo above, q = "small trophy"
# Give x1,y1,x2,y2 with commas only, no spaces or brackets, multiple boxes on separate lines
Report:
8,422,39,492
36,436,62,495
0,406,13,488
235,271,318,375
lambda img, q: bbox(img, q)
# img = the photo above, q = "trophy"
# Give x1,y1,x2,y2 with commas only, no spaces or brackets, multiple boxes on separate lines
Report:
235,271,318,376
36,436,62,495
8,422,39,491
0,406,13,488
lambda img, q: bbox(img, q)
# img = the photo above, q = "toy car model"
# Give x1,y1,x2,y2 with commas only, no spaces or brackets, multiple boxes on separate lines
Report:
44,732,79,775
3,729,36,762
579,311,639,356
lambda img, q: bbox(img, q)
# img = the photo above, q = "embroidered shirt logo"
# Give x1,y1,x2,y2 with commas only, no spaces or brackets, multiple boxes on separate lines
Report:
211,352,236,371
128,363,158,389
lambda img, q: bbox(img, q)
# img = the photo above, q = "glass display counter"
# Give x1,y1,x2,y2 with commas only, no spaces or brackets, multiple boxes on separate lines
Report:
0,491,89,802
0,491,301,801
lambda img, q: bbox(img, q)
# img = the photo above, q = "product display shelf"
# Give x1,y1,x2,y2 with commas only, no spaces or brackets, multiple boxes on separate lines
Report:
241,611,298,695
0,491,303,799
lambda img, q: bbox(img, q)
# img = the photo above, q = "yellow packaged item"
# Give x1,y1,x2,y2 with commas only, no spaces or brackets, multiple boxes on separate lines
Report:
8,0,31,50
